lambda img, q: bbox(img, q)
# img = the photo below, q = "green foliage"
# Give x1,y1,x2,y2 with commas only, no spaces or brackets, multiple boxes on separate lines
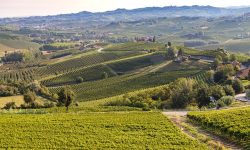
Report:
76,76,84,83
211,85,226,100
196,83,211,108
170,78,197,108
23,90,36,104
217,96,234,108
39,42,76,51
2,52,25,62
246,89,250,99
0,112,209,149
232,79,245,94
0,85,18,96
223,85,235,96
188,107,250,149
37,51,142,77
214,64,235,83
0,69,35,83
57,87,75,111
49,70,199,101
3,102,17,110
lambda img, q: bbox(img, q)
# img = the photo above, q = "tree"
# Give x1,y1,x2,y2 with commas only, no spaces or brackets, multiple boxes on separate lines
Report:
232,79,245,94
214,64,235,83
211,85,226,100
230,54,237,61
76,77,84,83
196,84,212,108
102,72,108,79
167,42,172,47
3,102,16,110
167,47,175,59
214,58,221,69
246,89,250,99
58,87,75,111
223,55,230,63
170,78,196,108
248,70,250,80
223,85,235,96
177,48,184,56
24,90,36,104
152,36,156,42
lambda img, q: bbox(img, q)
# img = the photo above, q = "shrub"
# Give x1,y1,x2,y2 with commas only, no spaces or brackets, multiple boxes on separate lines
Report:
3,102,17,110
218,96,234,106
223,85,235,96
76,77,84,83
211,85,226,100
246,89,250,99
232,79,245,94
24,90,37,104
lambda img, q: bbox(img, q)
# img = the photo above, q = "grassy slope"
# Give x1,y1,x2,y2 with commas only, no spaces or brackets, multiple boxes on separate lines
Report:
0,112,208,149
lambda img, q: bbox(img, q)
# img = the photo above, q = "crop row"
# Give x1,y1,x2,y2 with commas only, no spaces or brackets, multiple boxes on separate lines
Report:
42,64,117,86
36,51,143,77
49,70,200,101
0,112,208,149
188,107,250,149
0,69,35,82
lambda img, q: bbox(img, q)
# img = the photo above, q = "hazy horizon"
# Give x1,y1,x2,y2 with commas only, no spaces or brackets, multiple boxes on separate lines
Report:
1,0,250,18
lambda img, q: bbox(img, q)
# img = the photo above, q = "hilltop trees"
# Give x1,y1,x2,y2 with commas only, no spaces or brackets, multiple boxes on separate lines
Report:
166,42,176,59
58,87,75,111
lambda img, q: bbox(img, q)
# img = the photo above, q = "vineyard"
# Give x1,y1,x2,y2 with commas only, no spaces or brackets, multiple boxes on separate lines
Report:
189,71,214,84
0,69,36,82
103,42,165,51
49,70,200,101
42,64,117,86
0,112,208,149
188,107,250,149
107,53,166,73
41,52,158,86
36,51,144,77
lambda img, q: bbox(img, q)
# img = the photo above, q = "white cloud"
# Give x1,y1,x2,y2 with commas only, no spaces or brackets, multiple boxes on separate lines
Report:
0,0,249,18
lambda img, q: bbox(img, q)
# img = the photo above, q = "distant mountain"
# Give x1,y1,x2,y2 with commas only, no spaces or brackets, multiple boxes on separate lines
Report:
1,5,250,28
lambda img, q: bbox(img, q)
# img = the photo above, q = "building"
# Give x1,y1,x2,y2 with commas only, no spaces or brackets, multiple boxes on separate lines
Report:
236,68,250,79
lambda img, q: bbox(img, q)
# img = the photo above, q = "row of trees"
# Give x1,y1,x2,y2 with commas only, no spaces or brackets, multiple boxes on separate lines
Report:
107,77,237,110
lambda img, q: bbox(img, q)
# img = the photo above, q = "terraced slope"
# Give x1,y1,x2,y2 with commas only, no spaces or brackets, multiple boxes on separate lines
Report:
49,69,200,101
36,51,144,77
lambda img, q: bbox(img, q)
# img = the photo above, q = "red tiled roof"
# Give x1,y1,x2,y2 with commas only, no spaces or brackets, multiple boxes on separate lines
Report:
237,68,250,78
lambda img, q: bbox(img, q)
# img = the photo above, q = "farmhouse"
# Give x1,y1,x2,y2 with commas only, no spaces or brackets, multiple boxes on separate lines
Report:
236,67,250,79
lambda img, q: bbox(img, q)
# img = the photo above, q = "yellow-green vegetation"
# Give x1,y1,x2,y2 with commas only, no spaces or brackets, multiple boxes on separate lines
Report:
242,80,250,87
188,107,250,149
49,70,200,101
0,112,209,149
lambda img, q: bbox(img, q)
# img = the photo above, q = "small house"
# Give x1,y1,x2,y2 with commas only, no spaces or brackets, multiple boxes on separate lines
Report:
236,67,250,79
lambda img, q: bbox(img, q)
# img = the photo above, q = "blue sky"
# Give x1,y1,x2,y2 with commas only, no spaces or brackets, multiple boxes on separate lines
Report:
0,0,249,18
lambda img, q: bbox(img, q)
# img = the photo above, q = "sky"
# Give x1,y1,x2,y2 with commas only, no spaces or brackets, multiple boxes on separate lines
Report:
0,0,250,18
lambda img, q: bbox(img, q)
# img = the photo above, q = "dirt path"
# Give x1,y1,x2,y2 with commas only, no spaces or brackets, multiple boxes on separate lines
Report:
162,111,242,150
97,48,103,53
149,60,172,73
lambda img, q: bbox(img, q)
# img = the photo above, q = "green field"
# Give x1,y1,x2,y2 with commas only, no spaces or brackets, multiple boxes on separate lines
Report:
0,112,208,149
49,70,200,101
188,107,250,149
